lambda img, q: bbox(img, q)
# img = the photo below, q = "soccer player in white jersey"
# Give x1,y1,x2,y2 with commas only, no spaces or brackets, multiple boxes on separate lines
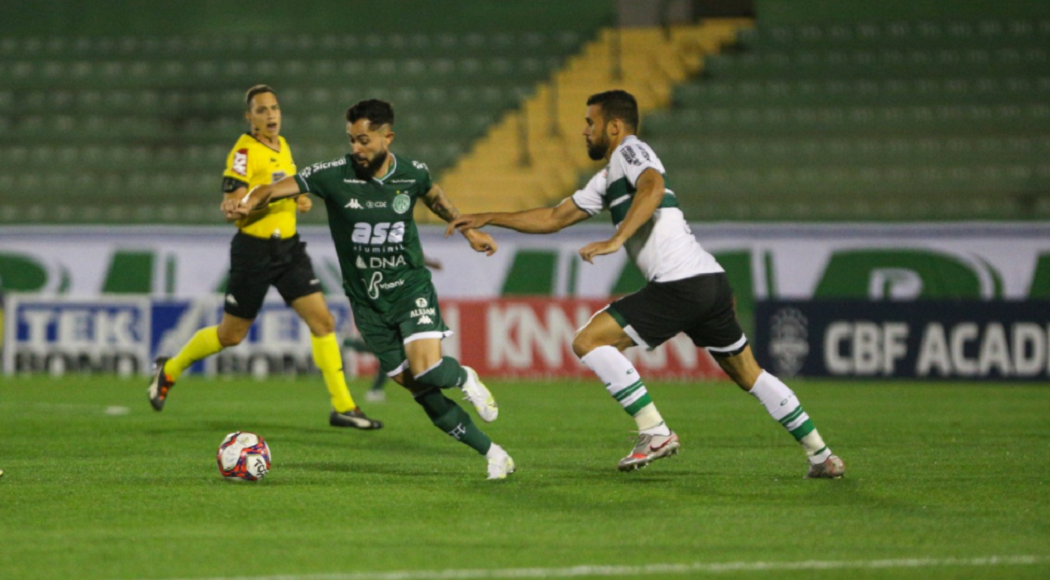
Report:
448,90,844,478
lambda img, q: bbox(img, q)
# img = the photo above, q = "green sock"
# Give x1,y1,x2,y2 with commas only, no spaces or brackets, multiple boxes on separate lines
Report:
413,388,492,454
414,356,467,390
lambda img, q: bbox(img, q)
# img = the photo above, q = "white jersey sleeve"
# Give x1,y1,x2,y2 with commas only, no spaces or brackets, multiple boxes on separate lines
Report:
614,139,666,187
570,169,608,216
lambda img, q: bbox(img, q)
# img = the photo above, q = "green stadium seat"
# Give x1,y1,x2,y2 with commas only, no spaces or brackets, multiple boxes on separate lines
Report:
0,23,597,224
650,15,1050,221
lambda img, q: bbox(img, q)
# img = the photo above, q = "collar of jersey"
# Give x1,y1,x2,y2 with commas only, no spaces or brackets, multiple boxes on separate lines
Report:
605,135,639,174
372,153,398,184
617,134,640,152
246,132,282,153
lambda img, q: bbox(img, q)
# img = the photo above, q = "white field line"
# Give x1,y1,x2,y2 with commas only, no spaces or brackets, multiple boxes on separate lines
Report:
134,555,1049,580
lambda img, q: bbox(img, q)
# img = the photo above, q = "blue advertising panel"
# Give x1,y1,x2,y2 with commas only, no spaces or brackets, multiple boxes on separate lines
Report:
754,301,1050,381
4,296,151,375
3,294,355,376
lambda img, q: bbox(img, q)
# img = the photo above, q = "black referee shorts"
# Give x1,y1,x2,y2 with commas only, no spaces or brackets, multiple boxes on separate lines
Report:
606,272,747,357
224,232,323,319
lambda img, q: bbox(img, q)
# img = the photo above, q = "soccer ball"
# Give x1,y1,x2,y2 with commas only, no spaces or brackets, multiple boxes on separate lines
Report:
216,431,271,481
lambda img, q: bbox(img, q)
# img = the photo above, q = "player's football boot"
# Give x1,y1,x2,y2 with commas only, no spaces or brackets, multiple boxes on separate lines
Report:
618,430,681,471
460,366,498,422
805,454,845,479
147,356,175,411
329,408,384,430
486,449,516,480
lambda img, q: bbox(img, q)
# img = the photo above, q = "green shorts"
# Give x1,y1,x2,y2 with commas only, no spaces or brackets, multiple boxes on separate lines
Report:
349,283,451,376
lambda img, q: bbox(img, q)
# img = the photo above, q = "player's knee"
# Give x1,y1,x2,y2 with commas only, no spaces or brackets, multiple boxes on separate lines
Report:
572,332,598,359
714,353,762,391
308,311,336,336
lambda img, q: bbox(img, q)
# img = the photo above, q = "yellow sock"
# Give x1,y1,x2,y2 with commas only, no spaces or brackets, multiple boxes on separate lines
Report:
164,326,223,382
311,333,357,413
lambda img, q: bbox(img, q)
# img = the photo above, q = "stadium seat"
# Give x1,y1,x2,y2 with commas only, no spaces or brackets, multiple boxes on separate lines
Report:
0,24,597,223
642,17,1050,220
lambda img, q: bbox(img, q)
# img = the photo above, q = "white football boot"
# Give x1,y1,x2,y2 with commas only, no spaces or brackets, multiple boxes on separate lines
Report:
617,431,681,471
486,445,516,480
460,366,498,422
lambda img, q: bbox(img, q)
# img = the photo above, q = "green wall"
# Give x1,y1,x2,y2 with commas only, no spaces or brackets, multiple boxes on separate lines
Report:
8,0,616,36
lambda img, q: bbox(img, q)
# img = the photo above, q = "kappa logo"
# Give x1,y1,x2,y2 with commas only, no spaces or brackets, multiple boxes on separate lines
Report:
418,315,433,325
232,149,248,176
345,198,363,209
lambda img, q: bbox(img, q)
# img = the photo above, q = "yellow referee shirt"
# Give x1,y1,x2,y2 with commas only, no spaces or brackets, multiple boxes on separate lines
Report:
223,133,298,239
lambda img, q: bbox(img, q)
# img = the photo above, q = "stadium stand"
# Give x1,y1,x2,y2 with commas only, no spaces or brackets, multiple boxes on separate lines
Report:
646,17,1050,220
0,1,612,225
3,1,1048,224
433,21,753,221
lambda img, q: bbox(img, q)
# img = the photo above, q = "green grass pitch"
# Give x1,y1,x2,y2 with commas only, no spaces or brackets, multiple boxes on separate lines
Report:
1,374,1048,580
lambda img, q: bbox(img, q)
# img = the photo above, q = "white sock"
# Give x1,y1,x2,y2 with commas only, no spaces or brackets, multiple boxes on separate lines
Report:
485,443,507,460
750,371,830,460
636,408,671,435
581,345,664,430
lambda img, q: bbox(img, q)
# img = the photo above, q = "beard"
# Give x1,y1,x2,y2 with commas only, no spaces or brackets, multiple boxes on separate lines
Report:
586,134,608,161
351,149,388,179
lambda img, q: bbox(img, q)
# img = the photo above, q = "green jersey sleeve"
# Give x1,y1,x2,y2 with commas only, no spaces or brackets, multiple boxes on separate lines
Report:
295,156,349,200
407,159,433,198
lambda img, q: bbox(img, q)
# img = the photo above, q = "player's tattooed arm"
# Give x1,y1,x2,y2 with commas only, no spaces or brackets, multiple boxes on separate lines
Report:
426,184,497,256
422,184,461,223
222,175,301,220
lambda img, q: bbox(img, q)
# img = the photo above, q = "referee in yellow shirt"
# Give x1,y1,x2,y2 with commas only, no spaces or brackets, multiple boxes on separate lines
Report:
148,84,381,430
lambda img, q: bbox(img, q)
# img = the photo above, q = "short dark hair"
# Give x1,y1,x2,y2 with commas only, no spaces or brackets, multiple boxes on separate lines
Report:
586,90,639,131
346,99,395,127
245,84,275,109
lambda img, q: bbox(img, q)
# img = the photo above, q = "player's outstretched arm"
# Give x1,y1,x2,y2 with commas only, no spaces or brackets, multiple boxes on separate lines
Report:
221,175,302,220
221,186,250,223
423,184,497,255
579,168,664,264
447,198,590,237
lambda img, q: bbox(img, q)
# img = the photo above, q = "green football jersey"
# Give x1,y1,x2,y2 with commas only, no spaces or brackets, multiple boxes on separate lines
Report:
294,153,434,313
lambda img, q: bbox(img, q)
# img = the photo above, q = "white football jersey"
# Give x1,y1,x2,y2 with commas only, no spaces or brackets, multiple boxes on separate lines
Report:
571,135,723,283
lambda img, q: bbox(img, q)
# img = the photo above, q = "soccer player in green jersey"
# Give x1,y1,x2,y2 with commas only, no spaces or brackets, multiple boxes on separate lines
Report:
223,100,513,479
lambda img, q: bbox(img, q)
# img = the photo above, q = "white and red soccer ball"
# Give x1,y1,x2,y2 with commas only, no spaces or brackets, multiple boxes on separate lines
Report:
217,431,271,481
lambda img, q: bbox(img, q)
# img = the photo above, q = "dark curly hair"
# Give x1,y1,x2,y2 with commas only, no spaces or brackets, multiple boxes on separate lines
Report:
346,99,395,127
